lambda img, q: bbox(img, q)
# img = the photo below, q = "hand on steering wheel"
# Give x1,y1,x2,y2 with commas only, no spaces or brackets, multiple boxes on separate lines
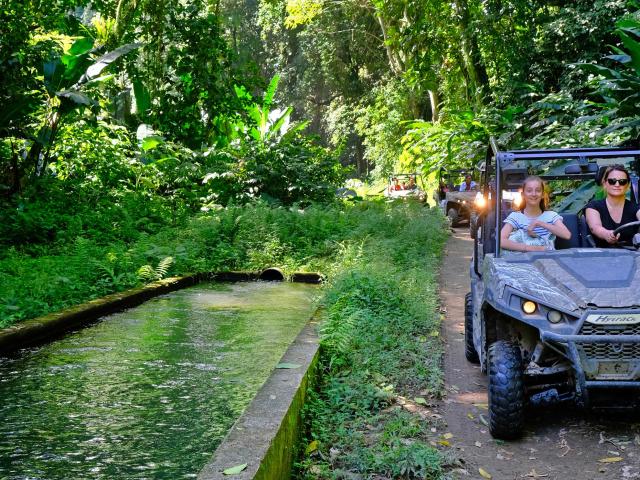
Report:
612,220,640,248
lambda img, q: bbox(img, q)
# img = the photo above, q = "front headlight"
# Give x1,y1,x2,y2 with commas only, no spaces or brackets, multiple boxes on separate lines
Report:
547,310,563,323
474,192,486,209
522,300,537,314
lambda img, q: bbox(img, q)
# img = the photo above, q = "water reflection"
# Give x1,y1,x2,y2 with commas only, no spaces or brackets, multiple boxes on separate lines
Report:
0,281,316,479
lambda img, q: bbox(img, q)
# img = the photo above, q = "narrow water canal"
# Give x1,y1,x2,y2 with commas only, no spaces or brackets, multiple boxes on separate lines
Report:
0,281,317,479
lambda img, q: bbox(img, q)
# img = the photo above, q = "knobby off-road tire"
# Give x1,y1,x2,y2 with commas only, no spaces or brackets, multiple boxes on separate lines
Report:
464,293,479,363
447,208,459,226
488,340,525,439
469,214,478,239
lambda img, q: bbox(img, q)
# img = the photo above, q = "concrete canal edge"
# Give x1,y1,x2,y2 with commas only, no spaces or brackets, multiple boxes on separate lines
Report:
0,270,324,354
197,314,321,480
0,269,324,478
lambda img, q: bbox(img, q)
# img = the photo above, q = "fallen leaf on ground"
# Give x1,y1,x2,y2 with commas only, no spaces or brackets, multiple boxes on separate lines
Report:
475,441,482,448
599,457,623,463
479,467,492,478
414,397,427,405
467,413,475,419
305,440,318,455
438,440,451,447
557,438,570,457
473,403,488,409
443,433,453,439
223,463,247,475
523,469,548,478
276,363,301,369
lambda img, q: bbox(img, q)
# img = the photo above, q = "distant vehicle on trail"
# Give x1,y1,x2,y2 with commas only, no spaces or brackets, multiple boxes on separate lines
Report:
384,173,424,200
434,167,480,227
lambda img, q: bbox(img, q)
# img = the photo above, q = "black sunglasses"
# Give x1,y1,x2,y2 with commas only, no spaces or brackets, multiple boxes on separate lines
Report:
607,178,629,186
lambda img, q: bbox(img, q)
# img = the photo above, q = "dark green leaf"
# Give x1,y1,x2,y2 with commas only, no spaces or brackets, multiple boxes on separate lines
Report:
68,37,94,56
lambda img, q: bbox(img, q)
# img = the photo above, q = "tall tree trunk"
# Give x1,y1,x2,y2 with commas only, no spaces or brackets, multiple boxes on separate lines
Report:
453,0,490,103
375,12,404,75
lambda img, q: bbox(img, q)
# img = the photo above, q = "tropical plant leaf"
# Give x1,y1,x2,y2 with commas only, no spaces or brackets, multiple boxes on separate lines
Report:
617,30,640,75
82,42,143,82
133,79,151,116
57,90,95,106
141,136,164,151
269,106,293,138
68,37,94,56
576,63,622,79
263,74,280,109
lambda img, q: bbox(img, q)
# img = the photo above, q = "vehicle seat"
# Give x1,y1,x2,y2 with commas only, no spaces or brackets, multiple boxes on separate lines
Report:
555,213,581,249
579,214,597,247
482,207,512,254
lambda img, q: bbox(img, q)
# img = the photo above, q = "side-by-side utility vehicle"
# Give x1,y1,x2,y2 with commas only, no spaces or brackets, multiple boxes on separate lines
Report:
434,167,480,227
466,139,640,439
385,173,424,200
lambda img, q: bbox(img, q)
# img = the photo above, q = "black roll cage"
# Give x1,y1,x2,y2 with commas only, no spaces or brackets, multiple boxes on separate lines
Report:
482,138,640,259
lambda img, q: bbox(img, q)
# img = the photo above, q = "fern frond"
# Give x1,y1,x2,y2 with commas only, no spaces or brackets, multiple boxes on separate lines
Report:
137,264,156,283
155,256,174,279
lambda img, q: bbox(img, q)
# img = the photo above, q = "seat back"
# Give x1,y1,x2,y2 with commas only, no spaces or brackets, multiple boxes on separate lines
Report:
555,213,581,249
482,207,512,255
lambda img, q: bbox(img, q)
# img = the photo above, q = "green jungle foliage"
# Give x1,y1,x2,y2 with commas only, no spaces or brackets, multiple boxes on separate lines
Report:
0,200,441,328
5,2,639,478
297,201,450,478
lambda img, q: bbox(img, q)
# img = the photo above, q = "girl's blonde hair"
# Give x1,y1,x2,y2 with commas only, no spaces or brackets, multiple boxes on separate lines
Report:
519,175,549,212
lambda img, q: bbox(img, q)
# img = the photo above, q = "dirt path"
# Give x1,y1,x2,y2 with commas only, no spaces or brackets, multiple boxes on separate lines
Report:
439,227,640,480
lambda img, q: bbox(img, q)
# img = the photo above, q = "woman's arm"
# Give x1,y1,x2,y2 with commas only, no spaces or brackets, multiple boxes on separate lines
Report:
585,207,619,244
500,223,546,252
528,218,571,240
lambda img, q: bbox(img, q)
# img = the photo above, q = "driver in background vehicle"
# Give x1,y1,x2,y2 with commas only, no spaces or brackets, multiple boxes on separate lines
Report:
459,174,477,192
500,175,572,252
585,164,640,248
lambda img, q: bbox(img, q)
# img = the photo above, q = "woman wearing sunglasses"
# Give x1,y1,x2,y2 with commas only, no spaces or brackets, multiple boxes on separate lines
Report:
585,165,640,247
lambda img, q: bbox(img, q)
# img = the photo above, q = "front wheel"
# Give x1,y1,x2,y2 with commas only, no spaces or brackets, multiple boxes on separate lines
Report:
488,340,525,439
464,293,479,363
447,207,459,226
470,213,478,239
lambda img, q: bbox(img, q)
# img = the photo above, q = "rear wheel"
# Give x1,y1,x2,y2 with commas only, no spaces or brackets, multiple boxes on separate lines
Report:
447,207,459,226
488,340,525,439
464,293,479,363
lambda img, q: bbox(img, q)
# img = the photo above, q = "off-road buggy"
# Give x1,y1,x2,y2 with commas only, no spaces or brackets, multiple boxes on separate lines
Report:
467,139,640,439
434,167,479,227
384,173,424,200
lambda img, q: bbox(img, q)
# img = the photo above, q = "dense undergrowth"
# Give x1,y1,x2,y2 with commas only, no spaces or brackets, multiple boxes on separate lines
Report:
0,200,444,327
296,201,451,479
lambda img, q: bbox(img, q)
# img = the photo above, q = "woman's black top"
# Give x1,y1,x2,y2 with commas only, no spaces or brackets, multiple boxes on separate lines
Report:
585,198,640,247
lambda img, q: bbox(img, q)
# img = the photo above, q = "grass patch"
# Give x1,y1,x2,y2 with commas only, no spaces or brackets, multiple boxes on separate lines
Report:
296,201,452,479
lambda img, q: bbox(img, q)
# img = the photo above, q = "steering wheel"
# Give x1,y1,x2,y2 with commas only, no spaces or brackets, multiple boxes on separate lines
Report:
613,220,640,249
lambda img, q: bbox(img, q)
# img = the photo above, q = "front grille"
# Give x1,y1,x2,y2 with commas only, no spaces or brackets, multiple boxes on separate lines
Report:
580,324,640,336
578,323,640,360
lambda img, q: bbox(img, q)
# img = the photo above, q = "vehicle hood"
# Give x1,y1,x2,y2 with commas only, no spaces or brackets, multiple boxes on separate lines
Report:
484,249,640,311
